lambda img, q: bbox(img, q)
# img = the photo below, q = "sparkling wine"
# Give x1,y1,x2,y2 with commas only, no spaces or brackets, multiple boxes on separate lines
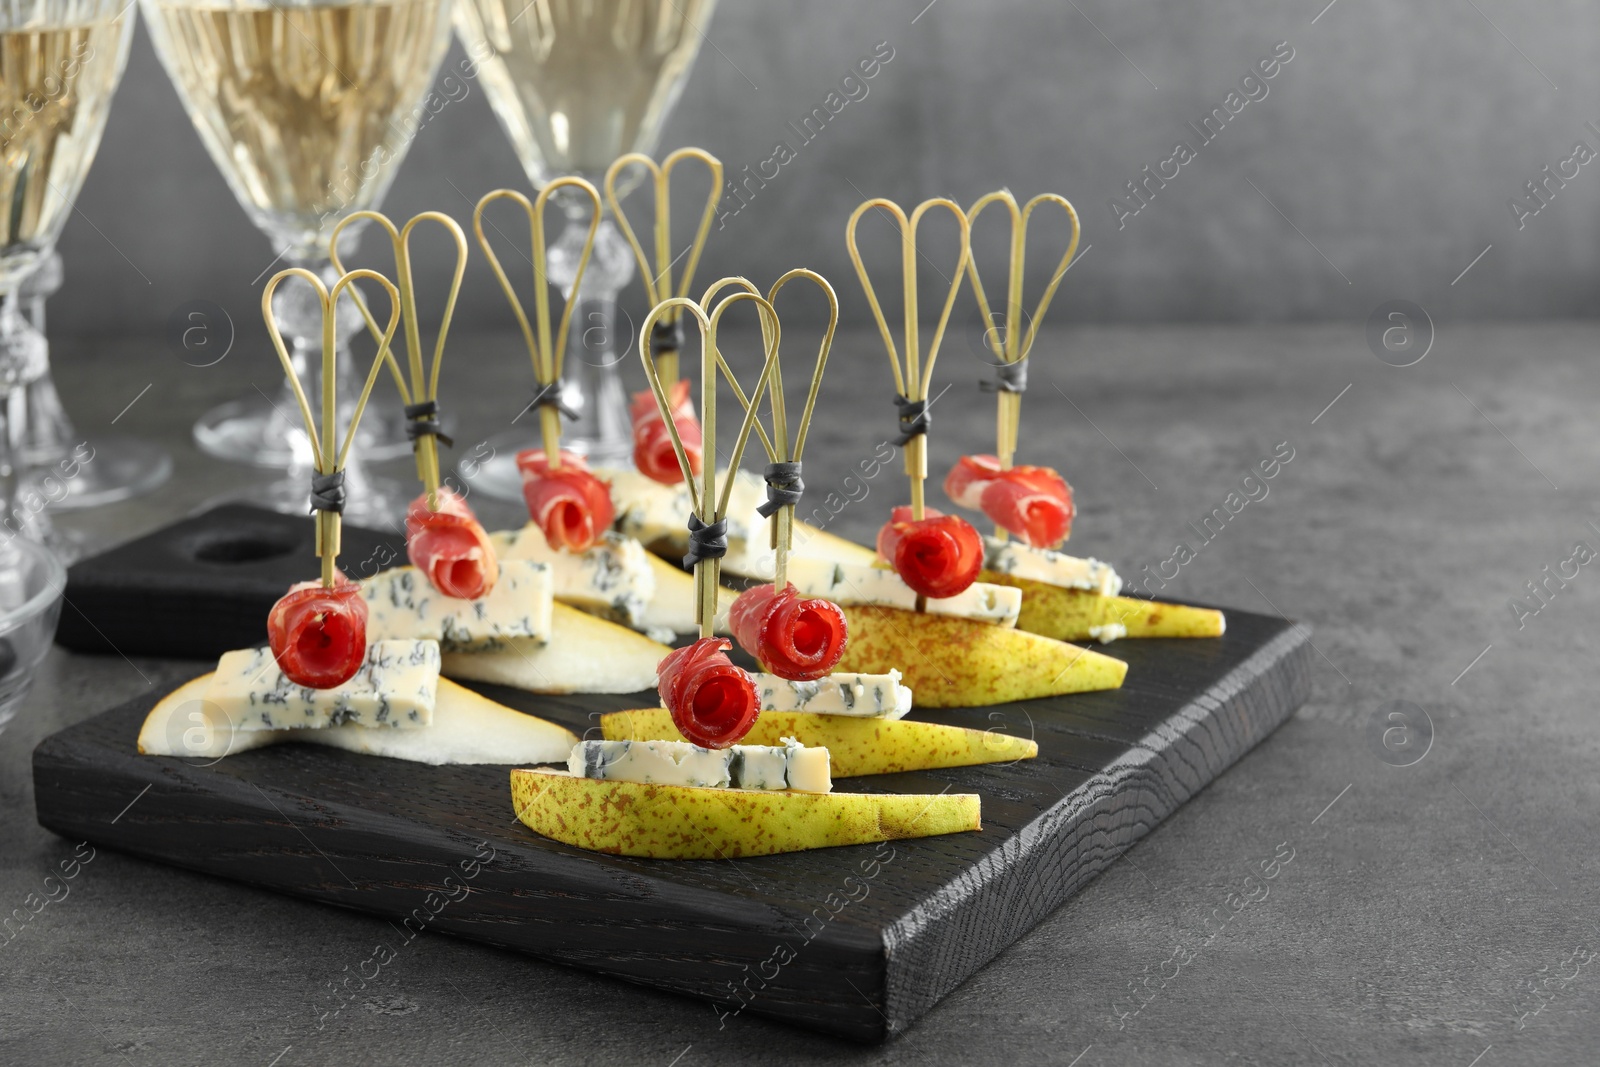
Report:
0,6,129,288
453,0,714,186
143,0,450,257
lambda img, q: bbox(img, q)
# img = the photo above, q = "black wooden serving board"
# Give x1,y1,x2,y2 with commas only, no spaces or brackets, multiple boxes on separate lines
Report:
34,604,1311,1041
56,504,408,659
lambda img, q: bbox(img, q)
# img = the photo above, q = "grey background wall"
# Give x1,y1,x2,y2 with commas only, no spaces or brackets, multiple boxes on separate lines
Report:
53,0,1600,337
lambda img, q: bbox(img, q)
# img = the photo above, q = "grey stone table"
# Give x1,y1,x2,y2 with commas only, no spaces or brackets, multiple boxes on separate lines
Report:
3,323,1593,1066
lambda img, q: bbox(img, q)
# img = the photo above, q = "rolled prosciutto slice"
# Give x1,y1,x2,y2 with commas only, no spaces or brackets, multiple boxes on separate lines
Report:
267,575,369,690
405,487,498,600
631,379,703,485
876,505,984,600
729,583,848,682
944,453,1074,549
656,637,759,749
517,449,616,552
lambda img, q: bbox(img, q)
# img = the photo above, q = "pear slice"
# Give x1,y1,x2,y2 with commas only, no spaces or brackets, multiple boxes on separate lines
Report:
837,605,1126,707
137,673,278,759
138,675,577,765
983,571,1226,641
601,708,1036,777
442,602,666,694
511,766,980,858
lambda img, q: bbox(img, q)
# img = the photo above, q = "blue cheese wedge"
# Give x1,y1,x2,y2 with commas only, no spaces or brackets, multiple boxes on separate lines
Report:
926,581,1021,627
755,671,912,720
1088,622,1127,643
207,640,440,731
360,561,553,650
599,466,880,579
599,467,767,577
599,466,702,547
569,737,832,793
786,556,917,611
492,525,655,626
786,556,1020,626
983,536,1122,596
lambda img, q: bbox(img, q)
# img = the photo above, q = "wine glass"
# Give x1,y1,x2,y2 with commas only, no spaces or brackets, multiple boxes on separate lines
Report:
453,0,716,501
140,0,454,519
0,0,135,546
16,251,173,508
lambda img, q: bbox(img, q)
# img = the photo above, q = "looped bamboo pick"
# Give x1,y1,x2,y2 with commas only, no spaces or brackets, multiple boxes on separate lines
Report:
637,289,781,638
605,148,723,385
965,191,1080,488
329,210,469,512
262,267,402,588
845,197,971,521
473,179,601,472
699,271,837,589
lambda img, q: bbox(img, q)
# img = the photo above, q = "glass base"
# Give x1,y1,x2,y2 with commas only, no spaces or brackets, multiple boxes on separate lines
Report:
35,434,172,510
465,425,633,504
4,482,85,564
194,391,415,469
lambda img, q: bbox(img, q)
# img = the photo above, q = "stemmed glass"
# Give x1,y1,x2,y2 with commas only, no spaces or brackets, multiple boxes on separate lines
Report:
452,0,716,501
0,0,135,538
140,0,454,520
16,251,172,507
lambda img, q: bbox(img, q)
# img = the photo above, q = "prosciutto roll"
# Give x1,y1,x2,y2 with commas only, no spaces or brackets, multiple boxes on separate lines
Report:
729,583,848,682
945,453,1074,549
876,505,984,600
517,449,617,553
405,487,498,600
267,575,369,689
656,637,760,749
631,379,703,485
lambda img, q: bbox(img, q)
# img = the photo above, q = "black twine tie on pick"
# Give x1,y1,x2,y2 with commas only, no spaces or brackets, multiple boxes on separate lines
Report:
757,461,804,518
651,317,685,356
404,400,455,447
979,357,1029,394
894,395,930,446
520,379,579,422
683,514,729,569
309,469,346,514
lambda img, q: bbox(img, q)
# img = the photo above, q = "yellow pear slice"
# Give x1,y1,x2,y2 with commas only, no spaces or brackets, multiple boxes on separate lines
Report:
982,571,1226,641
442,602,666,694
601,708,1036,776
138,675,577,765
836,605,1126,707
137,674,278,759
511,767,980,858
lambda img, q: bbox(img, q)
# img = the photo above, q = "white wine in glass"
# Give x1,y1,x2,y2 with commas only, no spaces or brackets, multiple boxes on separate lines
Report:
456,0,715,186
0,0,141,536
143,0,452,512
453,0,715,500
146,0,447,261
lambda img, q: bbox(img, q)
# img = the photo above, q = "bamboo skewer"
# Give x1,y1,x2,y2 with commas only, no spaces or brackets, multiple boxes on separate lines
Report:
331,211,469,512
964,191,1080,507
845,198,971,523
606,148,723,387
700,272,838,590
637,291,782,638
473,180,601,472
262,268,401,588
